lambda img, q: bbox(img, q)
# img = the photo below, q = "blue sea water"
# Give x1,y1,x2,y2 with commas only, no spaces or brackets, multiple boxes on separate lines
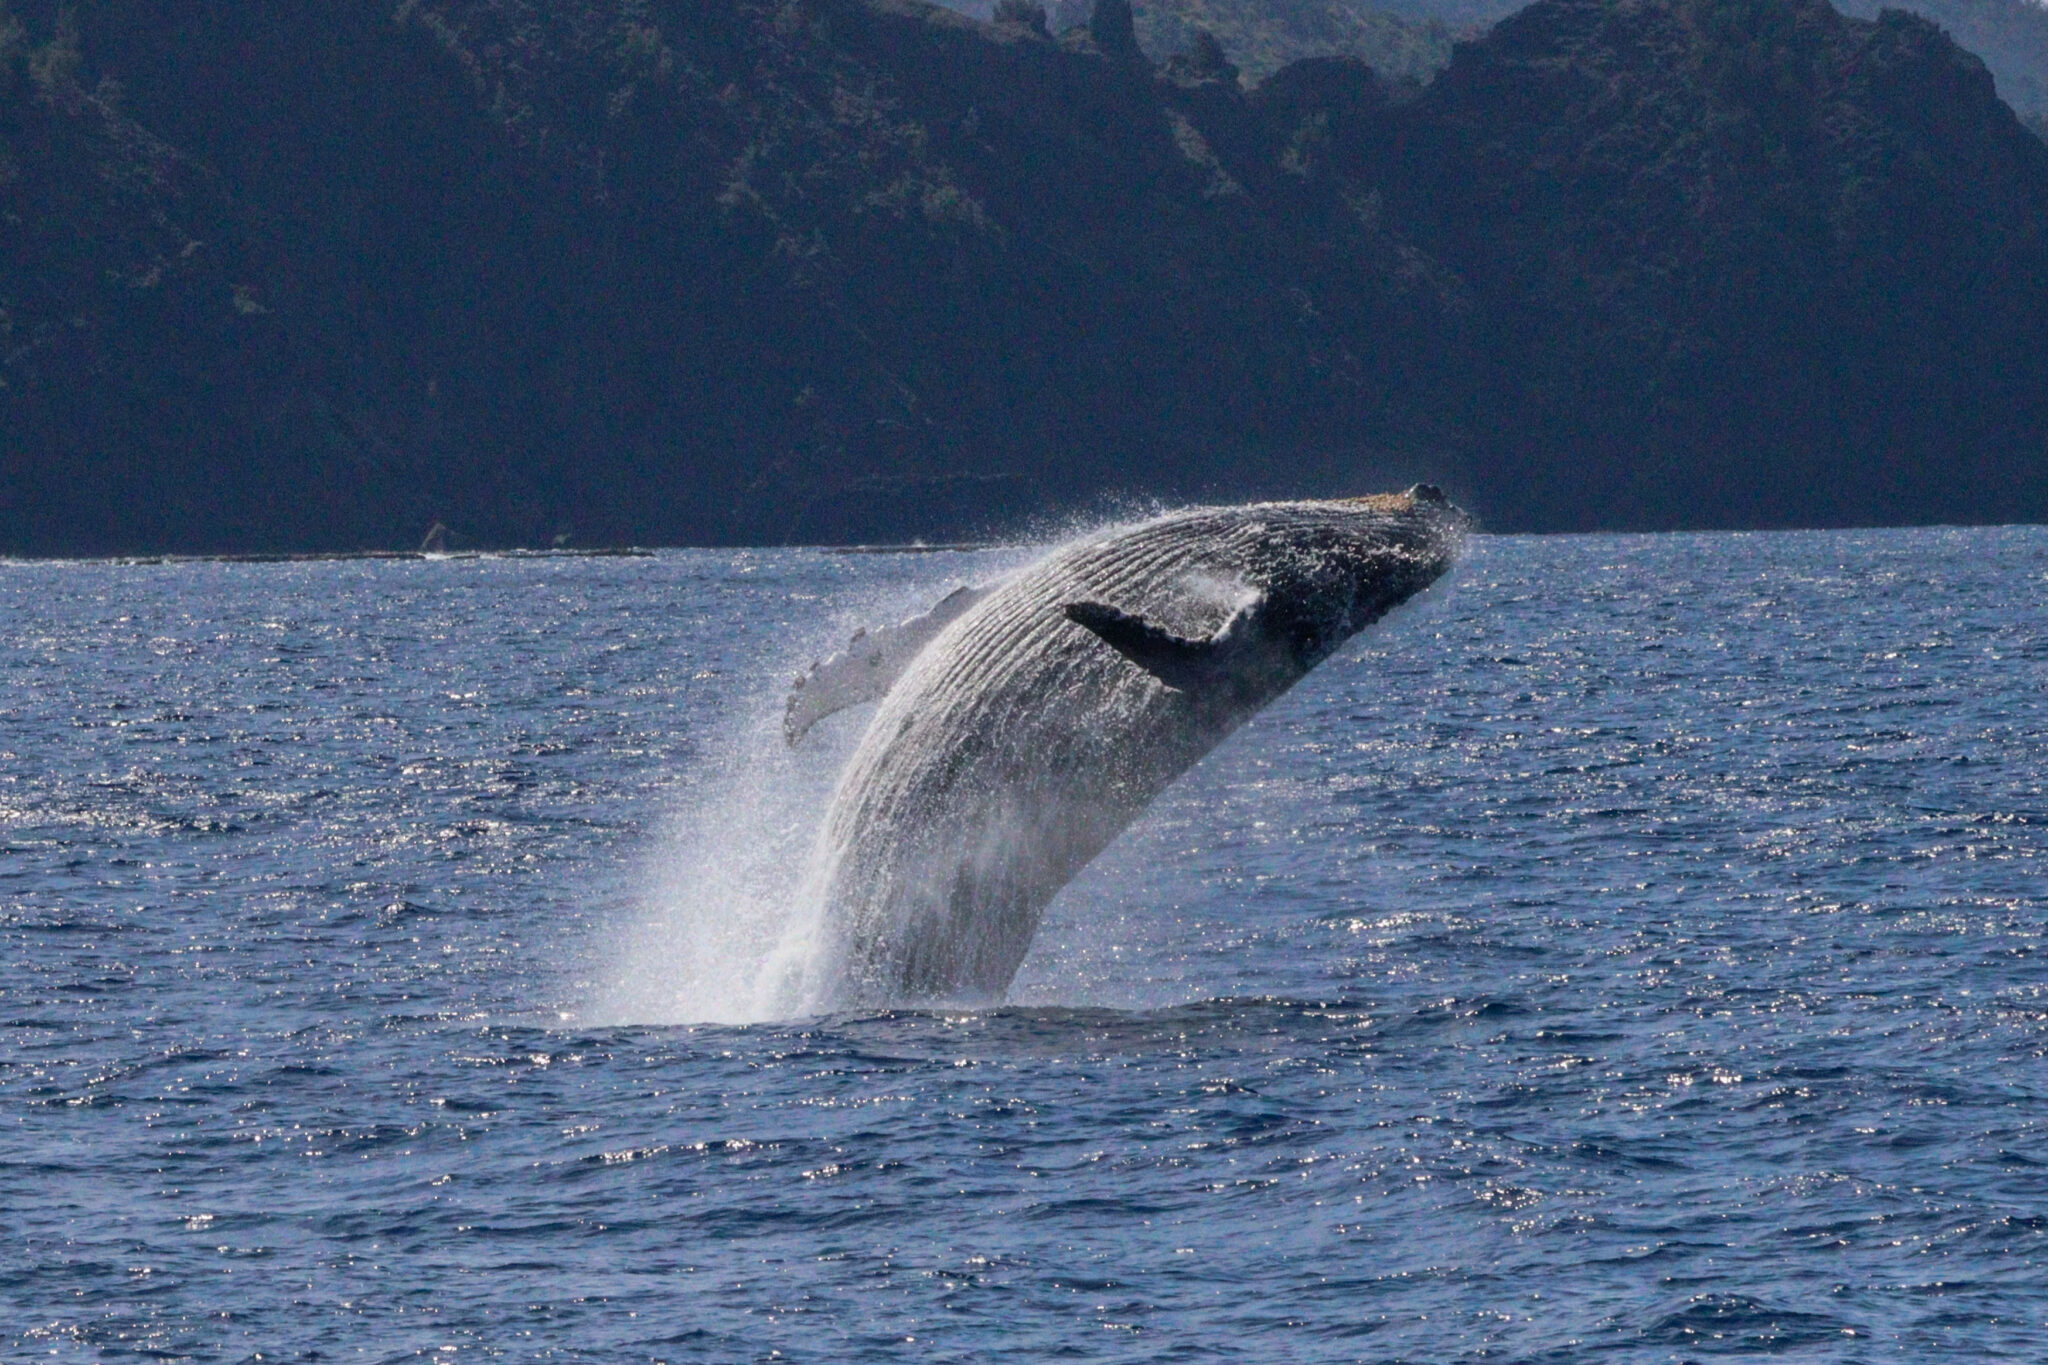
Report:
3,525,2045,1362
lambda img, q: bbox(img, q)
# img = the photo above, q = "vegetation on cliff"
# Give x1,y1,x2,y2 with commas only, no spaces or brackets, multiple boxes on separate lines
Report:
2,0,2045,553
938,0,1464,84
1127,0,1459,84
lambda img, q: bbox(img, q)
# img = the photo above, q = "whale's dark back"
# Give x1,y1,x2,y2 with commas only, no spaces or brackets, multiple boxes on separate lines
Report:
805,494,1463,1009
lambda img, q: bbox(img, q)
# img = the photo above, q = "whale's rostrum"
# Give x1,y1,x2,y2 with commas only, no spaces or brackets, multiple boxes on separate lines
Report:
787,488,1466,1010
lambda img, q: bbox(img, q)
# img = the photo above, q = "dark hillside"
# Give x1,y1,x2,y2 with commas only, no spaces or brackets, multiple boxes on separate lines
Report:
5,0,1471,551
3,0,2047,552
1370,0,2048,528
0,15,314,552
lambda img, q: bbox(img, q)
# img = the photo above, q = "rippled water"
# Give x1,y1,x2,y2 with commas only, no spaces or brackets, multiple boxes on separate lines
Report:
5,527,2046,1361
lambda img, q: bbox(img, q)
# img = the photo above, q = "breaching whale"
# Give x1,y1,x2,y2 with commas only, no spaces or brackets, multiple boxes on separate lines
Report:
784,488,1466,1009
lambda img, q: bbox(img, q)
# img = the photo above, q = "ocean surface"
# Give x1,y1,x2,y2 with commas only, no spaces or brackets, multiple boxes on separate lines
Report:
4,525,2045,1362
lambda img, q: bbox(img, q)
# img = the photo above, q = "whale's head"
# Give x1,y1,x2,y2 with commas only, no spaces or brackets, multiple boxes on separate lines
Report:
1062,485,1465,700
1237,483,1467,674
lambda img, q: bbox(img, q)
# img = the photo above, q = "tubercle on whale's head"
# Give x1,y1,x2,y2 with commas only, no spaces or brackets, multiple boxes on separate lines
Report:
1335,483,1464,522
1344,484,1468,562
1315,485,1469,564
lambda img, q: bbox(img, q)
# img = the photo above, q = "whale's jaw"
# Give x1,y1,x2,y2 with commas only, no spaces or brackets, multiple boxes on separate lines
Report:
804,493,1464,1010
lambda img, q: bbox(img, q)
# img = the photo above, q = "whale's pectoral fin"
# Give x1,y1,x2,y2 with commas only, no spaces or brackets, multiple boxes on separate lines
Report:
1063,600,1246,691
786,584,989,745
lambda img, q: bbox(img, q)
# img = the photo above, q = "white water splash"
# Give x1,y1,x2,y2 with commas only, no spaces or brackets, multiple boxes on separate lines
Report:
587,547,1044,1025
587,705,841,1024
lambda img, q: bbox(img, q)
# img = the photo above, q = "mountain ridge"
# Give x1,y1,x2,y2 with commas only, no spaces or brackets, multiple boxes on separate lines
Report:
3,0,2045,553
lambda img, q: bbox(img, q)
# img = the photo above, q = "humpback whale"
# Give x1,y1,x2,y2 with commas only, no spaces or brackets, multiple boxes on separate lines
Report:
786,488,1466,1009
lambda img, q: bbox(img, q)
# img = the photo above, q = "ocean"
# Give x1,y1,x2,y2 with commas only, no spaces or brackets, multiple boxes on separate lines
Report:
4,525,2045,1361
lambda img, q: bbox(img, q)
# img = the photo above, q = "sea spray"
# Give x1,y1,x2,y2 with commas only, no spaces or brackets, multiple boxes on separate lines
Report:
587,695,840,1024
589,546,1034,1024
